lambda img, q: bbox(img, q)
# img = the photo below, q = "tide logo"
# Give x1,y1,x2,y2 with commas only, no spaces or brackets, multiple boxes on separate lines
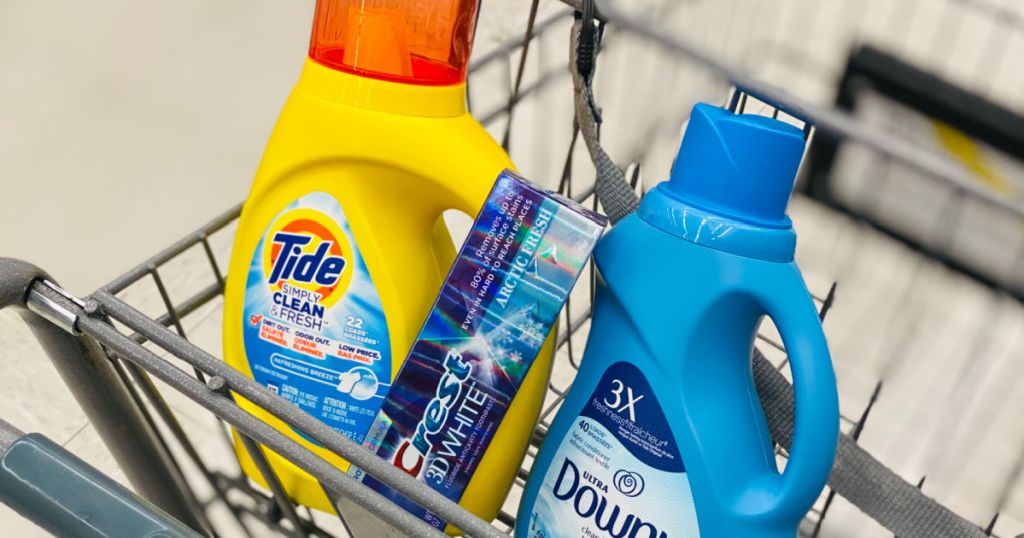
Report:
262,208,353,309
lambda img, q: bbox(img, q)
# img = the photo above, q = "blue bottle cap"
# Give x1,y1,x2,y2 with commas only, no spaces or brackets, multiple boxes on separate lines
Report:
664,102,805,228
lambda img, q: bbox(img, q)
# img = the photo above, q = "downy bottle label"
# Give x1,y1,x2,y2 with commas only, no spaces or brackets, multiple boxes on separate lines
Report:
242,192,390,443
528,362,700,537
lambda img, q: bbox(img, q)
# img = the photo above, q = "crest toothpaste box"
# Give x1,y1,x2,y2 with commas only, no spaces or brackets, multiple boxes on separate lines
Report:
348,169,607,529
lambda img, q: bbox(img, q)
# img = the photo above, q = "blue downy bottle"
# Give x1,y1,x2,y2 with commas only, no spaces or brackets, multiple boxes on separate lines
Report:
516,103,839,538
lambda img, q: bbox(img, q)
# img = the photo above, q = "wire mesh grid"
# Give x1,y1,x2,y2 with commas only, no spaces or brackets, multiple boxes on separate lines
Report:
3,0,1024,536
66,122,846,538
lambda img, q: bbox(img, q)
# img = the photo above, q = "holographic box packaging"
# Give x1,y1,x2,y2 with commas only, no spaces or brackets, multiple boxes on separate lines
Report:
349,169,606,529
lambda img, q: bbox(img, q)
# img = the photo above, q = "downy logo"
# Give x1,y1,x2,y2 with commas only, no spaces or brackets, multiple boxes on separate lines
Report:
613,469,645,497
553,457,666,538
263,208,353,310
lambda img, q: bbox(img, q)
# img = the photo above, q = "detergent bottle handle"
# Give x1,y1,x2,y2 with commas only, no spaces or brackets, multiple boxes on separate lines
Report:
750,277,839,522
443,165,507,219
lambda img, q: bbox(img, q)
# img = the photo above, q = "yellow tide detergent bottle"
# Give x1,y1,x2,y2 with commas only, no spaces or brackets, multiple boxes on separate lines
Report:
222,0,555,521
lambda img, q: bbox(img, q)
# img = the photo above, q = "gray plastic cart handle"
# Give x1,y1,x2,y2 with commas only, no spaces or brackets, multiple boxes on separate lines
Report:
0,418,200,538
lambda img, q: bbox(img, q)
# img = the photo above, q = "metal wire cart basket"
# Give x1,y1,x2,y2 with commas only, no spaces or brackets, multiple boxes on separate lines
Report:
2,0,1024,536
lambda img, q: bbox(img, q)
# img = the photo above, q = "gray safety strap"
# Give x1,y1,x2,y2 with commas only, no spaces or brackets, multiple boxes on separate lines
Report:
569,14,986,538
571,15,639,225
752,352,985,537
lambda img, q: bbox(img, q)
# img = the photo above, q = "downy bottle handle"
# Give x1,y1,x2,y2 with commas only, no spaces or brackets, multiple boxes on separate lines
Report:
749,278,839,523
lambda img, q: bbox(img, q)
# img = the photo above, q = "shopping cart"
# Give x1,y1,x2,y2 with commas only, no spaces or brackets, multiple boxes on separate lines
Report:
2,0,1023,536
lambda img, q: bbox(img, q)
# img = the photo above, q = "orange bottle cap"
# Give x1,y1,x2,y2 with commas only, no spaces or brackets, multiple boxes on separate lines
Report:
309,0,479,86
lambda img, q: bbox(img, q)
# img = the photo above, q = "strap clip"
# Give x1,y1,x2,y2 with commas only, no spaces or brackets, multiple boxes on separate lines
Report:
574,0,604,123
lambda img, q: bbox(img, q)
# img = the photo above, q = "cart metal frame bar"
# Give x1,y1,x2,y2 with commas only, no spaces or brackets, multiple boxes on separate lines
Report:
2,0,1019,536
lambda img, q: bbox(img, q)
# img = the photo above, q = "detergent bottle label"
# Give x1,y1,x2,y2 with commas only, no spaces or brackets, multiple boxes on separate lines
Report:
242,192,390,444
529,361,700,537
